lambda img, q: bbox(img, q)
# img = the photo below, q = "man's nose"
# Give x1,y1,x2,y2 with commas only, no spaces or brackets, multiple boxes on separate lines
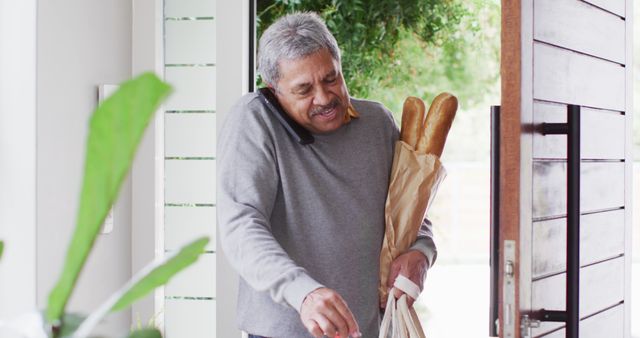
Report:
313,85,332,106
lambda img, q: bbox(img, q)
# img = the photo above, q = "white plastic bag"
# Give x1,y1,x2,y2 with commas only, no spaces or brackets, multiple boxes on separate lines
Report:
379,276,426,338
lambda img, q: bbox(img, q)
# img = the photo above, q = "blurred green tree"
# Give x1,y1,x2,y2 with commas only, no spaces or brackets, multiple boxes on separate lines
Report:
257,1,498,112
257,0,466,97
257,0,501,161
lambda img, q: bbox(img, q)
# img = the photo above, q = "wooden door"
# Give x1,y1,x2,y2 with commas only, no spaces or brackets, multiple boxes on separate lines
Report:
499,1,633,337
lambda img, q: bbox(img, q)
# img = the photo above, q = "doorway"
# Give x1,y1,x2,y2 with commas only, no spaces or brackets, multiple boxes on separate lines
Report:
253,1,500,336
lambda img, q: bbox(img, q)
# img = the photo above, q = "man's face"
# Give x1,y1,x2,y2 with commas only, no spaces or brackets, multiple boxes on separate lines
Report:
272,48,350,134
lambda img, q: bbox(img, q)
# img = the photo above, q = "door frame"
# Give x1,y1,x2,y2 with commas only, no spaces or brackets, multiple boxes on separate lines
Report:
215,1,253,337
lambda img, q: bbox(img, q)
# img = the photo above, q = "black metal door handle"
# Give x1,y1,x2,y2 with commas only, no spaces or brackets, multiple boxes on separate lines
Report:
537,104,581,338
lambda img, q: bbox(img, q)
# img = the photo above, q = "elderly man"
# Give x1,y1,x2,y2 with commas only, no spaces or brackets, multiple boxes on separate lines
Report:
218,12,437,338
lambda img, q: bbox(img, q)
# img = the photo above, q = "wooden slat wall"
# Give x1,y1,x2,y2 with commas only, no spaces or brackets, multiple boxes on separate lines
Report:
522,0,631,336
531,257,625,336
539,304,624,338
532,102,625,160
533,42,625,111
532,161,625,218
534,0,625,64
532,209,625,279
582,0,626,17
622,1,633,336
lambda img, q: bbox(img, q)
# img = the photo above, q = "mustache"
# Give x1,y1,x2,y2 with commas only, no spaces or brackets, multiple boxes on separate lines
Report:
310,99,341,116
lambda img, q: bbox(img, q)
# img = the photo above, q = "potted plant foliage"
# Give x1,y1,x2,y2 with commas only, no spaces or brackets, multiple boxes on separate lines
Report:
0,73,209,338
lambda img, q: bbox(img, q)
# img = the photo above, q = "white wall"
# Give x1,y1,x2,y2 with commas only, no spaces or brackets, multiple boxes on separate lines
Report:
131,0,164,327
36,0,133,335
0,0,37,318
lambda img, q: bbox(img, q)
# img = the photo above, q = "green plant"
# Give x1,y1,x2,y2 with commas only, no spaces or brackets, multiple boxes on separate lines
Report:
258,0,501,162
46,74,210,338
73,238,208,337
367,0,500,116
126,329,162,338
0,73,210,338
256,0,467,98
0,240,4,261
131,309,163,333
46,73,171,325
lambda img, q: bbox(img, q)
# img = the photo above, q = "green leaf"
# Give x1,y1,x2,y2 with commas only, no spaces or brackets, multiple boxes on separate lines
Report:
46,72,172,323
57,313,86,338
110,237,209,312
72,238,208,338
127,328,162,338
0,240,4,261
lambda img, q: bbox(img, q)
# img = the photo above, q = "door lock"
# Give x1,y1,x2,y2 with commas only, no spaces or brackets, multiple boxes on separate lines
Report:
520,315,541,337
503,240,516,338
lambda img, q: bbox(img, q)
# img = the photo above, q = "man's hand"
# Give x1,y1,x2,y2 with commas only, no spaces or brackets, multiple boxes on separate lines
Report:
300,287,362,338
382,250,429,308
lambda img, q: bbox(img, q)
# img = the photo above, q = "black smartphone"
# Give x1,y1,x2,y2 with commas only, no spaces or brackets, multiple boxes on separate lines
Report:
257,87,314,145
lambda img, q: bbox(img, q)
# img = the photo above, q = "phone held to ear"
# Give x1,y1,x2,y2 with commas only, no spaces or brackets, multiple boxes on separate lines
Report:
258,87,314,145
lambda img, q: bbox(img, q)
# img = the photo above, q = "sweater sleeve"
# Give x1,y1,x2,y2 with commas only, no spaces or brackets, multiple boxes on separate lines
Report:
408,217,438,269
217,99,324,312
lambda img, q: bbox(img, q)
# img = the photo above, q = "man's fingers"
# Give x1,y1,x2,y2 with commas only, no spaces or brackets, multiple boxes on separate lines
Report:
300,288,362,338
386,261,402,287
384,262,402,309
313,314,338,338
392,286,403,300
331,295,361,337
318,303,349,338
304,319,324,338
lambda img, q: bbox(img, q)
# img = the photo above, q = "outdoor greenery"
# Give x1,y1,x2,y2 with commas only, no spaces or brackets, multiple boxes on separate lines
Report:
367,1,500,118
257,0,500,161
257,0,466,98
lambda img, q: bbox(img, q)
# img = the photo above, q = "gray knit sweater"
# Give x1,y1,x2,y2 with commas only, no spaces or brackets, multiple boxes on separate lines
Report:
217,92,437,337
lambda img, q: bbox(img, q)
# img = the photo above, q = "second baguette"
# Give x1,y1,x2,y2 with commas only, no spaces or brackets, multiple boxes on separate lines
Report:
416,93,458,156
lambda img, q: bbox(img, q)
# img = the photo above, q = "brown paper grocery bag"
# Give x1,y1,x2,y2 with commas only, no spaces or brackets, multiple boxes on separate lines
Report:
378,140,446,307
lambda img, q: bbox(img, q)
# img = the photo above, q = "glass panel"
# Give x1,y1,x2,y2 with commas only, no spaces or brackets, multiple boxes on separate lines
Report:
162,0,217,336
165,113,216,158
165,206,216,251
166,253,216,298
165,159,216,203
165,0,215,18
165,67,216,111
165,299,216,338
165,20,216,65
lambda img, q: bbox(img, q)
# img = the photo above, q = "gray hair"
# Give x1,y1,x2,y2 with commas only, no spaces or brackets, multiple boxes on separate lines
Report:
257,12,342,86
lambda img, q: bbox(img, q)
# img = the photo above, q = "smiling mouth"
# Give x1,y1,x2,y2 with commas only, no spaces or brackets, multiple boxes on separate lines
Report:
311,101,340,119
314,107,335,116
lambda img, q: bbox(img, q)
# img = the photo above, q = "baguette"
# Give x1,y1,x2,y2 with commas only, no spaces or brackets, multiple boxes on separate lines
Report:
415,93,458,156
400,97,426,149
